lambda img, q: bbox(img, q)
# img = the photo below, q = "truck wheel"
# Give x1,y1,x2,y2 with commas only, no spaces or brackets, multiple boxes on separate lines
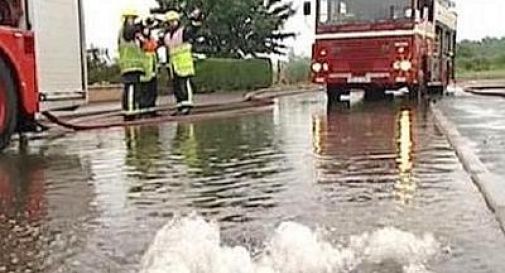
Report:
428,85,444,95
364,87,387,101
0,58,18,151
327,85,347,105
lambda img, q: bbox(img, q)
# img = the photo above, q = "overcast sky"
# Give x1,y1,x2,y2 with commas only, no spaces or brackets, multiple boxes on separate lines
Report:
84,0,505,56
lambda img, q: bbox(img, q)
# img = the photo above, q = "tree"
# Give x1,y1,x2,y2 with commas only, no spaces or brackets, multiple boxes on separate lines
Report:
456,36,505,72
152,0,296,58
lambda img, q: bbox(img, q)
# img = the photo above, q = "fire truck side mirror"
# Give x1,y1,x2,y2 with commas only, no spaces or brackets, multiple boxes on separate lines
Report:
303,1,311,16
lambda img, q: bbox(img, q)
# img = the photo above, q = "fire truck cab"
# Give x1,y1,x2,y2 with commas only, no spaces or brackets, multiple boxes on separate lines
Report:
304,0,457,102
0,0,86,150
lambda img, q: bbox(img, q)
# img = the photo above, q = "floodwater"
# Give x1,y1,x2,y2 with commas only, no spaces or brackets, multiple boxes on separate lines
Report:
437,90,505,177
1,92,504,273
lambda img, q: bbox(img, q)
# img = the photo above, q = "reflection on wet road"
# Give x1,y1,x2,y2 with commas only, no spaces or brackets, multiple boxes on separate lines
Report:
438,91,505,177
1,92,505,272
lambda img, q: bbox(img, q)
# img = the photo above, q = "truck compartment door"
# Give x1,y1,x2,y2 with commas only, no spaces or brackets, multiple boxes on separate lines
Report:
29,0,87,111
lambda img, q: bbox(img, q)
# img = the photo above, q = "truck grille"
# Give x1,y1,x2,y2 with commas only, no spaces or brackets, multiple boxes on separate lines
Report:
333,41,391,60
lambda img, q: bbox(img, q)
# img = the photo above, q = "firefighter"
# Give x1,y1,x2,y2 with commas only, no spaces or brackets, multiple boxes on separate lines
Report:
163,9,203,116
139,16,159,115
117,7,147,119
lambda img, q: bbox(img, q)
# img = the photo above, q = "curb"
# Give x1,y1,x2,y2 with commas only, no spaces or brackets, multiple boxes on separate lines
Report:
431,102,505,233
39,85,318,131
52,107,123,120
52,85,317,120
461,81,505,97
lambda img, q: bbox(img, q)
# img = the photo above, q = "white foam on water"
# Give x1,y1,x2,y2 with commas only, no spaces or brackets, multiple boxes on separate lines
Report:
139,215,441,273
445,84,463,95
350,227,439,265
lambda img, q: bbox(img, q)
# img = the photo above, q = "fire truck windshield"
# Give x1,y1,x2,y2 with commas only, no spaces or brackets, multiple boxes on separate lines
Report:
318,0,413,25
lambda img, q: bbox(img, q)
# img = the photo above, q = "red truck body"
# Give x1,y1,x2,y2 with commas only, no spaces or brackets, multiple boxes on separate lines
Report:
308,0,457,100
0,28,38,115
0,0,86,150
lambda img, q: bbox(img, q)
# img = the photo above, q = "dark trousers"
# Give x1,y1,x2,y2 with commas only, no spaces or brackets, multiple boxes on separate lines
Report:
173,74,194,110
139,77,158,110
122,72,143,113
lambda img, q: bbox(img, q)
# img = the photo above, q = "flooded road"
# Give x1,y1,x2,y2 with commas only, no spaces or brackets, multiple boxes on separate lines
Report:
1,92,505,273
437,90,505,177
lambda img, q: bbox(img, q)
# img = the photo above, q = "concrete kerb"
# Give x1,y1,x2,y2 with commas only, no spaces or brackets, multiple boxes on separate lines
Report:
461,80,505,97
52,84,317,121
431,103,505,233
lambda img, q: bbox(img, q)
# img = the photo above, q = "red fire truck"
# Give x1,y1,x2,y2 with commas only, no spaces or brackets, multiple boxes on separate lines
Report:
304,0,457,101
0,0,86,150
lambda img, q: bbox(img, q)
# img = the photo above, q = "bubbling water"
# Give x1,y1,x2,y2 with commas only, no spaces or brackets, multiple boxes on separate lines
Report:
139,215,440,273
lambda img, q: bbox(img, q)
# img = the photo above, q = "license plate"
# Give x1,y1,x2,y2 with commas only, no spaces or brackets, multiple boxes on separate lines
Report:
348,76,370,83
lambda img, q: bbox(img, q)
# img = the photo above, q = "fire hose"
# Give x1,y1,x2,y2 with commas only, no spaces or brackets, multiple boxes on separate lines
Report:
463,86,505,98
40,95,275,131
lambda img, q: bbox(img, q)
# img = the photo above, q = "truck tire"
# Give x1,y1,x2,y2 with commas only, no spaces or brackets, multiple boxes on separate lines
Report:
0,58,18,151
364,87,387,101
327,85,346,105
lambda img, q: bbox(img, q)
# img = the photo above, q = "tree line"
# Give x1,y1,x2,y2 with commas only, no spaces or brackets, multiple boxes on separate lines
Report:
457,37,505,72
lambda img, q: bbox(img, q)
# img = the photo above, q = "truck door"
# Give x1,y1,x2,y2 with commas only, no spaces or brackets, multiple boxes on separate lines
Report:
27,0,87,111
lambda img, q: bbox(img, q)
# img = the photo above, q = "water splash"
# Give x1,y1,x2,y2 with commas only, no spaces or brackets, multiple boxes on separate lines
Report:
139,215,440,273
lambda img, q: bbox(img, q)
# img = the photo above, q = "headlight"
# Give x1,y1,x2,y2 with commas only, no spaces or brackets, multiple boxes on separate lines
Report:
399,60,412,71
393,61,401,70
312,62,322,73
322,63,329,72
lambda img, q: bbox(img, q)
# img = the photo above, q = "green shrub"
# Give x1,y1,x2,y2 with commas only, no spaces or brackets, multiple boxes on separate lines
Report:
457,57,491,72
456,37,505,73
87,58,273,93
472,57,492,71
495,54,505,68
285,57,310,84
88,64,121,85
193,58,272,92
